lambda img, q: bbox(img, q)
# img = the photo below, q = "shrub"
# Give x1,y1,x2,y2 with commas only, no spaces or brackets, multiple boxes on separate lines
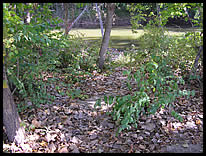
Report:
57,34,99,72
96,56,195,135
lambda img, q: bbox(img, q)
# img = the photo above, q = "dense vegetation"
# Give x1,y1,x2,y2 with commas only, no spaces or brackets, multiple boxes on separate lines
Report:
3,3,203,153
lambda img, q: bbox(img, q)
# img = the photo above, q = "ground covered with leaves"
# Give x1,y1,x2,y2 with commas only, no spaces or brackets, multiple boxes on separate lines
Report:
3,49,203,153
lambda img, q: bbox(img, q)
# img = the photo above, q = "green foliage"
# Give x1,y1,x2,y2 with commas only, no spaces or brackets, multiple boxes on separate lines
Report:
57,34,99,72
4,3,63,112
4,3,99,111
127,3,203,31
66,87,89,100
104,10,202,134
97,57,195,135
137,25,202,74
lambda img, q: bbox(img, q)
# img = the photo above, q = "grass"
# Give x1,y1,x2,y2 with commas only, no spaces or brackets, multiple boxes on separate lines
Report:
69,26,143,50
63,26,201,50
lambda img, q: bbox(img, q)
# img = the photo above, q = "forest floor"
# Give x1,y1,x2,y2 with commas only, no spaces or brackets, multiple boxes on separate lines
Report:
3,48,203,153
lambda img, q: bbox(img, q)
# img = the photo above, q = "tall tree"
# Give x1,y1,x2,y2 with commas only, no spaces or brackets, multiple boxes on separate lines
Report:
3,22,25,144
3,66,25,144
23,3,31,24
95,3,104,38
98,3,115,71
64,3,69,35
67,4,88,34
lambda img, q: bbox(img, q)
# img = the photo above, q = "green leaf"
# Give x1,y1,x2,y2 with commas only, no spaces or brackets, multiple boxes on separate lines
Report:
191,90,195,97
178,116,183,122
123,70,131,76
171,110,177,116
94,99,101,109
104,95,108,104
109,96,114,105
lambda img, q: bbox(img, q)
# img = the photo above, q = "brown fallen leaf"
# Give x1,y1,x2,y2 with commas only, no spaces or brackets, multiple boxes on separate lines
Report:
32,119,41,128
59,146,68,153
70,144,80,153
182,143,189,148
195,119,201,125
48,142,56,153
139,144,146,150
128,144,133,153
46,133,57,143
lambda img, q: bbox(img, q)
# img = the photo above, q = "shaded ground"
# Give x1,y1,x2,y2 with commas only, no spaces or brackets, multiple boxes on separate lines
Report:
3,49,203,153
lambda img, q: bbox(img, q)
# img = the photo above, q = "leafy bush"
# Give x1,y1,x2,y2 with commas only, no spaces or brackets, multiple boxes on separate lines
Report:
4,3,62,112
57,34,99,72
138,25,201,74
96,56,195,135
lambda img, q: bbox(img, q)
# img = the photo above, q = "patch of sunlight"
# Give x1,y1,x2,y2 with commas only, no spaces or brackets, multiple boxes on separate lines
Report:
114,53,135,64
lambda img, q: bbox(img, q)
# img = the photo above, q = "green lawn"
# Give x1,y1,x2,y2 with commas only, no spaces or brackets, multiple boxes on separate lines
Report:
68,26,201,50
69,26,142,50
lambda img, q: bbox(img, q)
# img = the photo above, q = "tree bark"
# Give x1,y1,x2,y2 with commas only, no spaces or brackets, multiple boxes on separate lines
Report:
156,3,162,27
24,3,31,24
95,3,104,38
64,3,69,35
67,5,88,34
3,66,25,144
98,3,115,71
193,46,203,72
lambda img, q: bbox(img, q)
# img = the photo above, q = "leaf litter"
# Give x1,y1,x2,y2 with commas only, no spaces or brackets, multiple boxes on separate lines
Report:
3,49,203,153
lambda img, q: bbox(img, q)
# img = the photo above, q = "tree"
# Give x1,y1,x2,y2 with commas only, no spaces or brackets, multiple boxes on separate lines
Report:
64,3,88,35
3,3,63,143
64,3,69,35
3,20,25,144
23,3,31,24
3,66,25,144
98,3,115,71
95,3,104,38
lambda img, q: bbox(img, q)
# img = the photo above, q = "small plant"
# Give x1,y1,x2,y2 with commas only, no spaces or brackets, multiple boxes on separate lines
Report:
95,56,195,135
66,88,82,100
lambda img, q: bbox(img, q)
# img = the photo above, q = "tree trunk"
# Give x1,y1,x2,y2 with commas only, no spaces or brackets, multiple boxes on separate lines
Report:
193,46,203,72
156,3,162,27
24,3,31,24
67,5,88,33
95,3,104,38
64,3,69,35
3,66,25,144
98,3,115,71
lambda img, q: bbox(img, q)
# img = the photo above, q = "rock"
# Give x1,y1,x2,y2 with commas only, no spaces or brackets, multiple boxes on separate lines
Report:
199,125,203,131
113,144,121,149
78,111,84,119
